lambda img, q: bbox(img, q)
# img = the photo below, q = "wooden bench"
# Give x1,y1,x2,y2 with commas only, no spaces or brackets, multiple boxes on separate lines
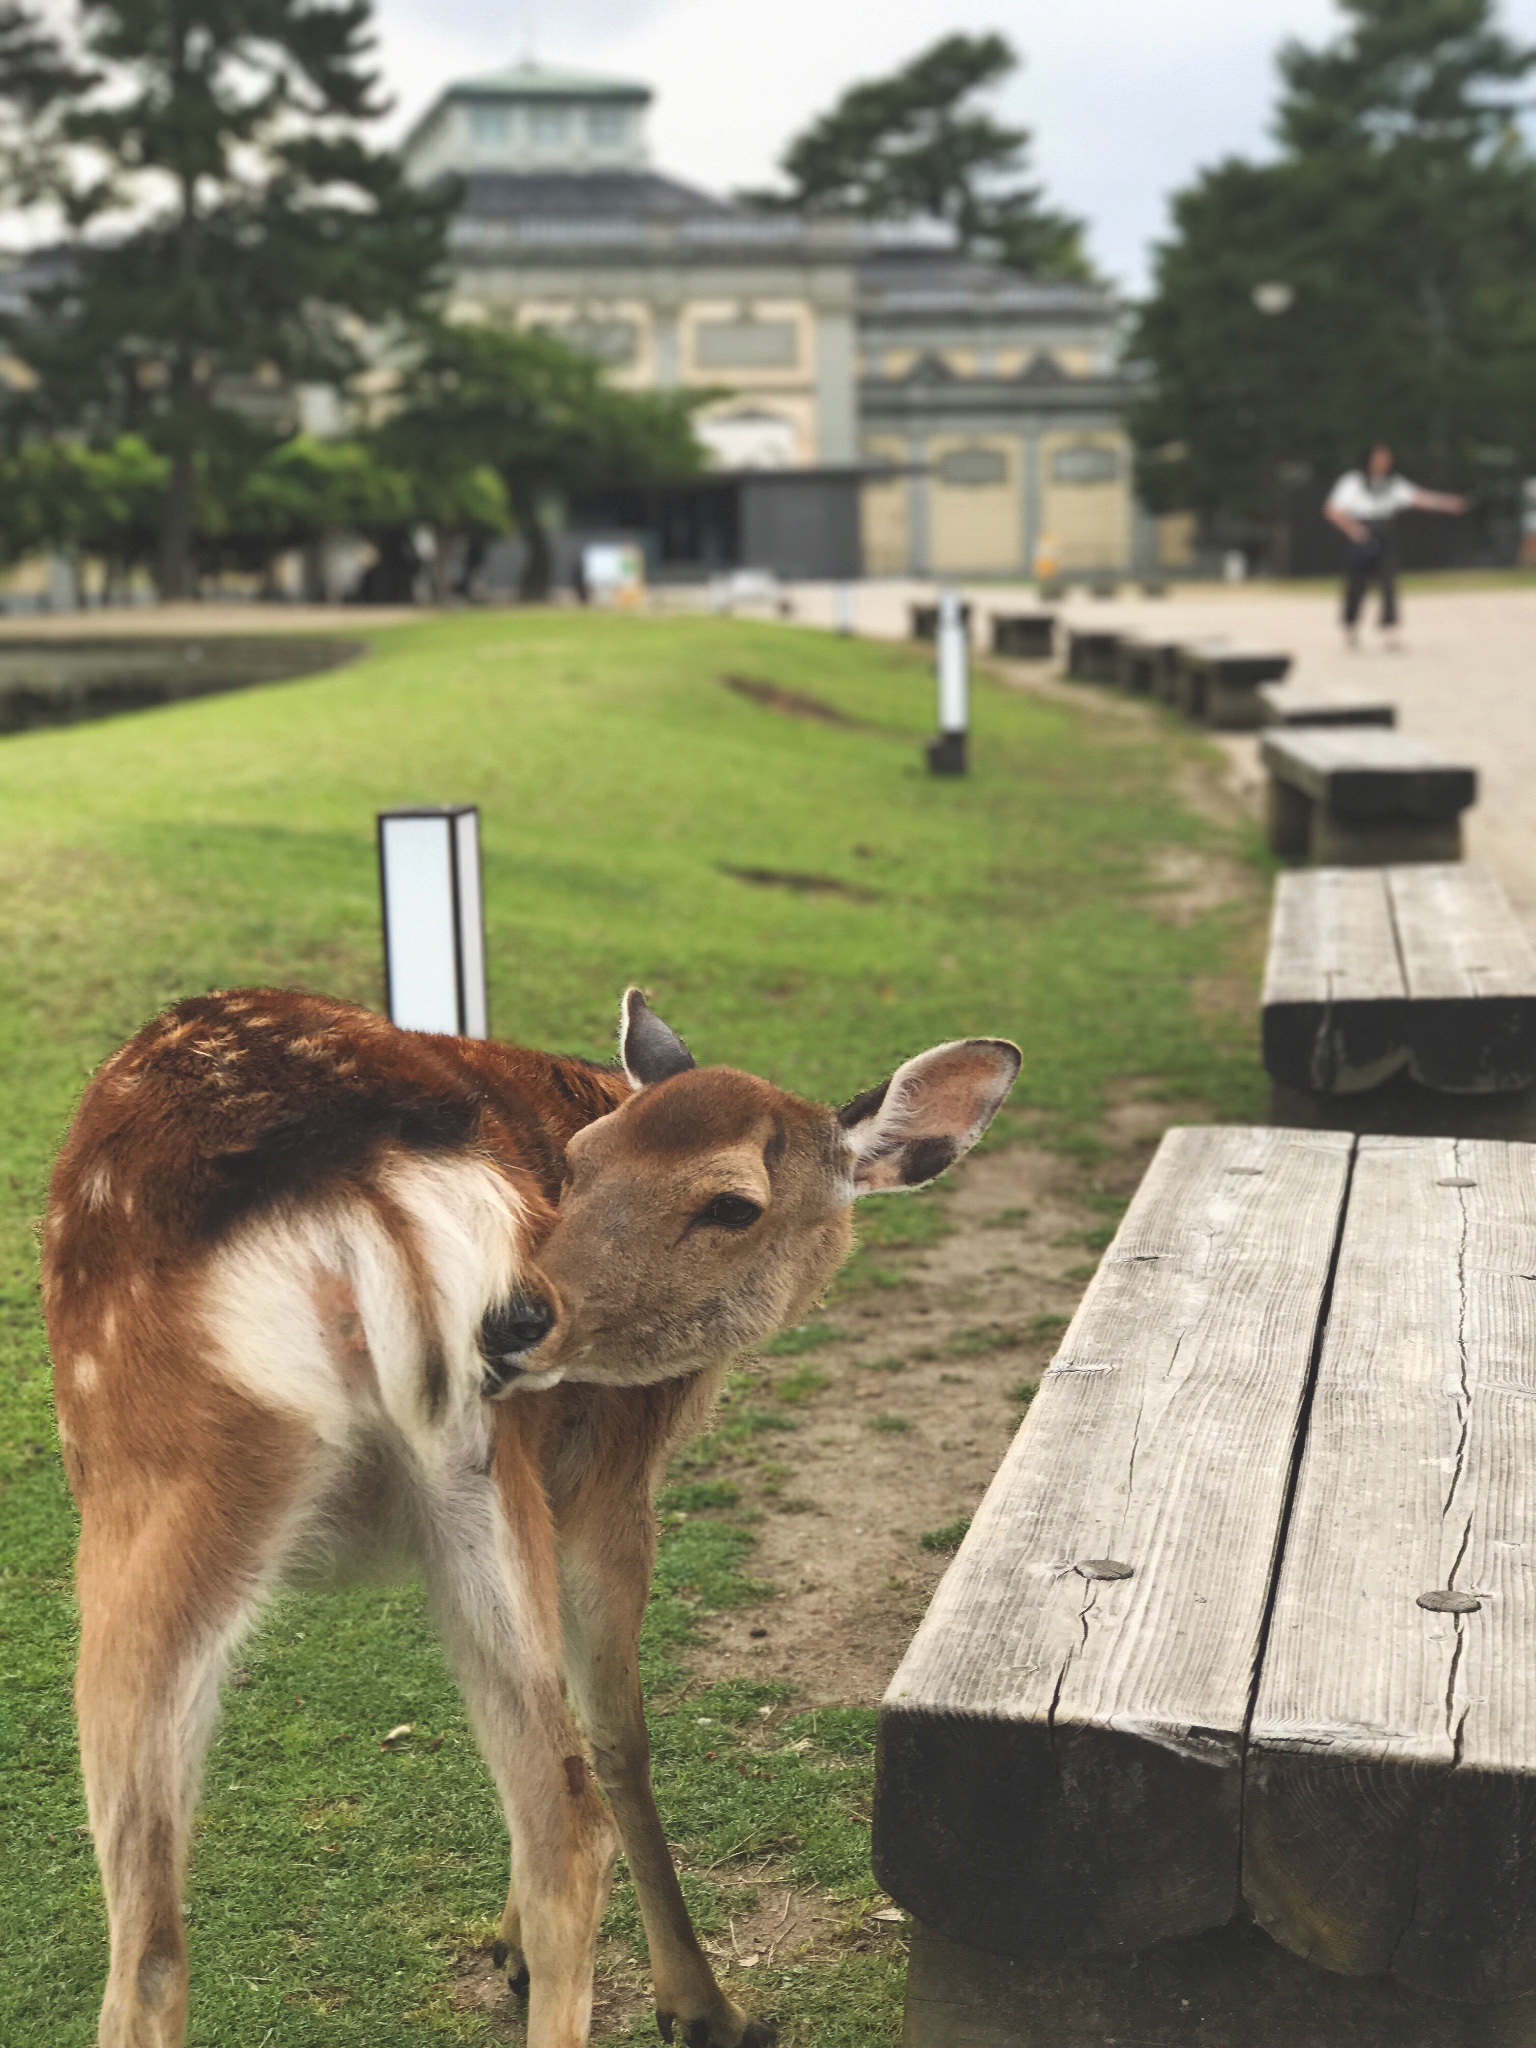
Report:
1258,681,1396,729
1262,726,1477,864
1065,628,1120,683
989,611,1055,661
876,1124,1536,2046
1114,634,1180,695
1262,864,1536,1137
1154,633,1223,706
1176,644,1293,727
910,601,973,642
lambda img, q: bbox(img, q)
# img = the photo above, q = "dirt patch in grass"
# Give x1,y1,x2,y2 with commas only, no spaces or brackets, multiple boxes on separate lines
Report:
1143,842,1255,925
719,865,879,901
681,1104,1209,1712
722,673,870,727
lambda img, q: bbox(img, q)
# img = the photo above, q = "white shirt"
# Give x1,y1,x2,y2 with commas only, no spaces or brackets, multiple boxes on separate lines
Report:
1328,470,1419,521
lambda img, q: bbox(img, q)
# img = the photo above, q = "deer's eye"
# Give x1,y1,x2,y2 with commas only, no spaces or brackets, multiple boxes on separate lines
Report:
696,1193,763,1231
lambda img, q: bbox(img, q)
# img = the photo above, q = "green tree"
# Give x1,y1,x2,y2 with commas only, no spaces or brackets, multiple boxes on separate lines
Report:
0,435,167,592
0,0,451,597
745,34,1090,280
213,433,508,600
379,323,705,600
1131,0,1536,548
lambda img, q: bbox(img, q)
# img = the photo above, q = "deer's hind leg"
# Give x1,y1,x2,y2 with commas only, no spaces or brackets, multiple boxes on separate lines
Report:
72,1403,314,2048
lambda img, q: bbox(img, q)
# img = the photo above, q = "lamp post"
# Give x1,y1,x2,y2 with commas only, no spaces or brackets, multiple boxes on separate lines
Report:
926,587,969,775
1251,281,1295,572
377,805,488,1037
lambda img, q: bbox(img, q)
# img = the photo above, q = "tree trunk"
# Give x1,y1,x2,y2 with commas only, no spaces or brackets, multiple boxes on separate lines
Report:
510,481,551,601
157,441,197,600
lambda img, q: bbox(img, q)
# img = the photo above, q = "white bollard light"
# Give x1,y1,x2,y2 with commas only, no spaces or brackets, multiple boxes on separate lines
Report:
835,582,854,636
927,588,969,774
377,805,488,1037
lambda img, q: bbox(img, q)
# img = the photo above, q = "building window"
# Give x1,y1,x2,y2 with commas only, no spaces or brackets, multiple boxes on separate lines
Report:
588,106,630,147
1052,444,1120,484
695,319,799,370
936,445,1009,487
697,411,798,470
530,105,570,146
469,104,511,150
539,318,640,367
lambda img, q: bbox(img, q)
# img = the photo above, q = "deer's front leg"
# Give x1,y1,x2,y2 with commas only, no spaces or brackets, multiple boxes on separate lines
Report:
556,1483,775,2048
428,1441,618,2048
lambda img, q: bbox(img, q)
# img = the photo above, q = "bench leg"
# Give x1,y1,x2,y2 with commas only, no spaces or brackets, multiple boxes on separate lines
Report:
1309,811,1464,864
1266,774,1313,858
1205,679,1265,730
901,1918,1536,2047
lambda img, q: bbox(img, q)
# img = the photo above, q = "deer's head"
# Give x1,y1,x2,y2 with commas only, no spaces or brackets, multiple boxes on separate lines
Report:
485,991,1019,1390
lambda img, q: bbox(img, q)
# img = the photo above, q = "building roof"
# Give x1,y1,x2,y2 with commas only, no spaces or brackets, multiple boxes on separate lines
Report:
445,62,651,103
858,246,1114,319
451,169,731,221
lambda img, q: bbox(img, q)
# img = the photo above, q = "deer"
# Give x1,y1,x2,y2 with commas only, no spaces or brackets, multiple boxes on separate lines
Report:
44,983,1020,2048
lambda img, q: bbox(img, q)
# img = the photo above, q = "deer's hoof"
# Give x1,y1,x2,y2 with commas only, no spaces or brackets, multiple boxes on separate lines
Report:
657,2014,776,2047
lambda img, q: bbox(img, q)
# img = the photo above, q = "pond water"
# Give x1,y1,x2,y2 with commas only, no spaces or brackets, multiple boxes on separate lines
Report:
0,634,365,733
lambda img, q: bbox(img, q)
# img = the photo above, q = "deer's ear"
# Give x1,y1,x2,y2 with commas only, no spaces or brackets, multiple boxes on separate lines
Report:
619,988,697,1089
839,1039,1020,1193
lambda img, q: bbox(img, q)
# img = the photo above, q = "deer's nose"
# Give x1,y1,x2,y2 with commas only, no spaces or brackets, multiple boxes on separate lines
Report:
479,1294,557,1394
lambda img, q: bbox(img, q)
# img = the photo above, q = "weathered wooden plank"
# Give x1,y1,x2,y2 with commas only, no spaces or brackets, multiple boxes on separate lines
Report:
1160,636,1226,704
1246,1134,1536,2003
1261,729,1477,820
1065,628,1120,682
1389,865,1536,1004
1261,866,1536,1096
911,601,975,642
1258,683,1396,729
1261,869,1408,1092
1178,647,1293,728
874,1125,1354,1963
991,612,1055,660
1387,866,1536,1090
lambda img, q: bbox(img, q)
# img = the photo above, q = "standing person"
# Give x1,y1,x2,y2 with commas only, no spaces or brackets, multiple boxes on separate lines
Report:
1324,444,1466,649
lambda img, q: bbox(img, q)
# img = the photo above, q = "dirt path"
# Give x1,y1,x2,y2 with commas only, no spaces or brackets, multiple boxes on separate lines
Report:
684,1092,1205,1714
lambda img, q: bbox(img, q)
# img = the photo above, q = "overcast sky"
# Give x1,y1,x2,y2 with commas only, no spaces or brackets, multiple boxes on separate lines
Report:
375,0,1536,292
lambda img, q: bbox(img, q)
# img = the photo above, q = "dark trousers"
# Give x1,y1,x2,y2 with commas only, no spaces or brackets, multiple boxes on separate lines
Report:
1343,530,1399,628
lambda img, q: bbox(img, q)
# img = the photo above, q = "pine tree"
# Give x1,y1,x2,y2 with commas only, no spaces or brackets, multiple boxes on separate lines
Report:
1132,0,1536,542
746,34,1091,281
0,0,452,596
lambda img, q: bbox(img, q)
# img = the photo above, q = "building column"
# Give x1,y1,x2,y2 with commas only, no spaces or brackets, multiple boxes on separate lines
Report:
653,301,681,388
814,306,857,464
908,431,929,576
1020,424,1043,577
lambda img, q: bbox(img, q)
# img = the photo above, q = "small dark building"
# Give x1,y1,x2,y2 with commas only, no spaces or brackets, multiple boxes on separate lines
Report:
571,468,867,582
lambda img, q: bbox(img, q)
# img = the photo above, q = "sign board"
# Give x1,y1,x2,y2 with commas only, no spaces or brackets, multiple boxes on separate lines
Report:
582,542,645,609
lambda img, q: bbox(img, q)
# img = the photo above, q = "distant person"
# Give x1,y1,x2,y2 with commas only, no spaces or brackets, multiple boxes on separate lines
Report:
1325,444,1466,649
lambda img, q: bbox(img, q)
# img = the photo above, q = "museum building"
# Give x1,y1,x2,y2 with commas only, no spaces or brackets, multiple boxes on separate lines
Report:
402,62,1145,579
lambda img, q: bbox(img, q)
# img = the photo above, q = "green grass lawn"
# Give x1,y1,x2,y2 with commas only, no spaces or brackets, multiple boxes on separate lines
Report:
0,610,1266,2044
